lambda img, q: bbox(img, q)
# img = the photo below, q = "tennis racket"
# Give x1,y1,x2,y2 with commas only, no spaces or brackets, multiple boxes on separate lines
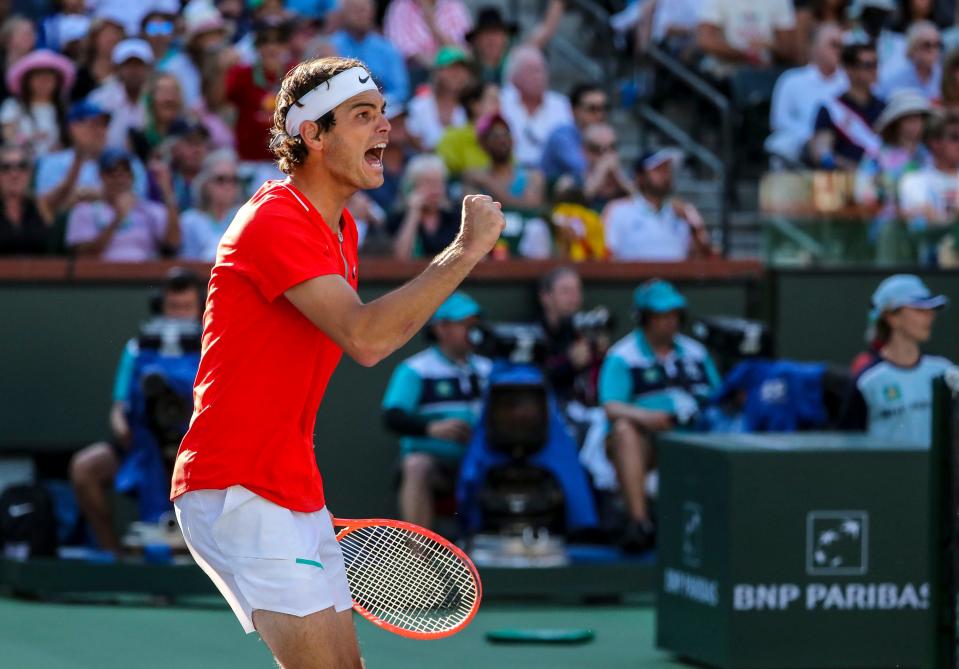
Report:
333,518,482,639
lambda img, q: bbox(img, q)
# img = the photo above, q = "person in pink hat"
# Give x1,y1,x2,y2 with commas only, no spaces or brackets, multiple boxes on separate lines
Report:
1,49,76,157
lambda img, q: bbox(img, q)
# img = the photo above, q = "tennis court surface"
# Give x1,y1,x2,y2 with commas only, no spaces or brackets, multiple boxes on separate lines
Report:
0,597,687,668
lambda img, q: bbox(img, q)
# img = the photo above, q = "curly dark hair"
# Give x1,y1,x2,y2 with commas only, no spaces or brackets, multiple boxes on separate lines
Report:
270,56,369,174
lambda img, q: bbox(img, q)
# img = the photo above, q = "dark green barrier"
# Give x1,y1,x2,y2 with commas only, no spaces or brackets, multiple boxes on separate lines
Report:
771,269,959,364
0,265,754,518
657,432,933,668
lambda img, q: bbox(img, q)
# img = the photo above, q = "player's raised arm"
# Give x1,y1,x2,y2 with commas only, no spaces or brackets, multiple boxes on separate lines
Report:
285,194,504,367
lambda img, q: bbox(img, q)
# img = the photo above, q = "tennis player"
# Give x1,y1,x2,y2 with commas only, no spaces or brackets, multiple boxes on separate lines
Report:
170,56,505,668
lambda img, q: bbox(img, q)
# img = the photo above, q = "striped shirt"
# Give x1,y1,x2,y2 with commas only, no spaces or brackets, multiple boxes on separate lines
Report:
384,0,473,60
382,346,492,459
599,330,721,423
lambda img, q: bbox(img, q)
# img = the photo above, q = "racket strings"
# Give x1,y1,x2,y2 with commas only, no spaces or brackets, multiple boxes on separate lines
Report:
344,530,466,632
339,525,477,634
343,528,472,630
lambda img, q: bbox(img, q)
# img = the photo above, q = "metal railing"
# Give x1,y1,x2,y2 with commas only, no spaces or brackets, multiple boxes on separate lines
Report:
506,0,736,254
640,44,734,255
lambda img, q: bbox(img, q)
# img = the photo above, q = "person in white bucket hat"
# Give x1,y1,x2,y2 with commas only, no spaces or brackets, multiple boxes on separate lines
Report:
855,89,933,248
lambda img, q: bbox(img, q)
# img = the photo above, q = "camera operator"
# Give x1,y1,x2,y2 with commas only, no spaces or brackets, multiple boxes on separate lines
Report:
598,279,721,552
381,293,492,529
69,268,203,554
538,267,610,408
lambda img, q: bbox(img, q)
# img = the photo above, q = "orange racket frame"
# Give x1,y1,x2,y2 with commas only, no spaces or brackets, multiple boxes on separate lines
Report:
333,517,483,639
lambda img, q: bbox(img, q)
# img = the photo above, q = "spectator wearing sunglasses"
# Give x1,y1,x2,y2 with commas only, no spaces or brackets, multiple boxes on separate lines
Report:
809,40,886,170
541,83,608,186
897,112,959,264
580,122,632,211
462,112,550,258
0,144,54,256
65,147,180,261
878,21,942,100
140,11,193,93
179,148,242,261
604,149,714,261
765,22,847,167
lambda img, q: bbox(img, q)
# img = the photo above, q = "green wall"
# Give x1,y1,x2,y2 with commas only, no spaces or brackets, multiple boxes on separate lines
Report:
772,270,959,365
0,276,751,517
5,269,958,516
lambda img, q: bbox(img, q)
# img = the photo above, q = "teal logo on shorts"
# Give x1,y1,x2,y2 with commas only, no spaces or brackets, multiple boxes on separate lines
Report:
296,557,324,569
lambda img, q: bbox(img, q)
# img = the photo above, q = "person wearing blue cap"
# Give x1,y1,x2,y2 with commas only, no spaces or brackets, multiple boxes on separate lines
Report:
602,148,714,261
839,274,954,445
65,147,181,261
381,292,492,528
35,98,149,204
598,279,720,552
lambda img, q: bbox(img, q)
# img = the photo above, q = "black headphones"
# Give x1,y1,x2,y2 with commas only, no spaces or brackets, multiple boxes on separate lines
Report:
149,267,206,316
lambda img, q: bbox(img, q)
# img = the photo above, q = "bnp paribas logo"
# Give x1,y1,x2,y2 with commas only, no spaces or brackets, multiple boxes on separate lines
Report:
681,502,703,568
806,511,868,576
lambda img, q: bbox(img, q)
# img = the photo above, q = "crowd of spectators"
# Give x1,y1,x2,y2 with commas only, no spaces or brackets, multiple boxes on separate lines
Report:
610,0,959,266
754,0,959,266
0,0,720,264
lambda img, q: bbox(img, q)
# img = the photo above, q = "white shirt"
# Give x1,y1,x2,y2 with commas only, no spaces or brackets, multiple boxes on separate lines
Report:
878,60,942,101
406,91,467,150
89,80,147,151
899,166,959,223
35,149,149,198
603,194,692,261
159,51,202,110
765,64,849,162
653,0,704,42
698,0,795,54
0,100,61,157
499,85,574,167
179,207,238,261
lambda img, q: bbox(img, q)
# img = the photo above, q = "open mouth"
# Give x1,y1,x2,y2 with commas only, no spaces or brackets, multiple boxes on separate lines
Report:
364,142,387,170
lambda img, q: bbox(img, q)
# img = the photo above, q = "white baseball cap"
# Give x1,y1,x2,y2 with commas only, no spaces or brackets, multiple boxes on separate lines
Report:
112,39,154,66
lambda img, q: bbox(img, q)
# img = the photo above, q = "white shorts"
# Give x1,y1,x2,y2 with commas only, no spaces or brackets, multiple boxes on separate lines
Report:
174,485,353,634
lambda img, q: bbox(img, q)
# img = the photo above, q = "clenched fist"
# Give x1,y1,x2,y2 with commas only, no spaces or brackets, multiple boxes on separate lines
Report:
458,194,505,258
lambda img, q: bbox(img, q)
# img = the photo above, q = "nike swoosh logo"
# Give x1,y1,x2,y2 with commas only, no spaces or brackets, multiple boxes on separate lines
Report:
358,74,370,84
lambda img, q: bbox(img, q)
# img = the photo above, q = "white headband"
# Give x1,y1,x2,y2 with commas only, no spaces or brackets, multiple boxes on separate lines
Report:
284,66,378,137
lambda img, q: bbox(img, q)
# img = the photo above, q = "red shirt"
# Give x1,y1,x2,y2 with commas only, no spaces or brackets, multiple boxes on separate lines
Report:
225,62,283,162
171,179,360,512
